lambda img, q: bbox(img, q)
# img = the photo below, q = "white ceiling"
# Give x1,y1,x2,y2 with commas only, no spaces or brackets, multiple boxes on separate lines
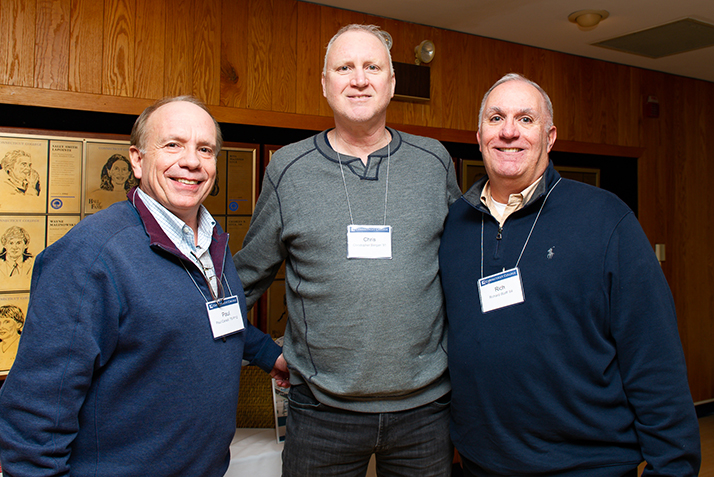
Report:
308,0,714,83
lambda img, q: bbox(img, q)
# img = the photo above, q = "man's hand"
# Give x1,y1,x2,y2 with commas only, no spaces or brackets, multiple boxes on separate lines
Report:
270,353,290,388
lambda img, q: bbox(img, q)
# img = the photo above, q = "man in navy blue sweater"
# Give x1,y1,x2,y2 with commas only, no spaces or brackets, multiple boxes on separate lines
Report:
440,74,700,476
0,96,289,476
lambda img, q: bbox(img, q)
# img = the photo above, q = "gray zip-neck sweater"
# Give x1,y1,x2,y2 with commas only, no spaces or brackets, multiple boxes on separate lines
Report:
235,128,461,412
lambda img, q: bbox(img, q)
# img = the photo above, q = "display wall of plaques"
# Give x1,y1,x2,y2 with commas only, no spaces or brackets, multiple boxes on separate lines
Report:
0,130,259,373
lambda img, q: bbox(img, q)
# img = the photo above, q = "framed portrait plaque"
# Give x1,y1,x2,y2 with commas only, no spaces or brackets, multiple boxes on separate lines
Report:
84,141,133,214
0,137,49,214
0,293,29,375
0,216,46,292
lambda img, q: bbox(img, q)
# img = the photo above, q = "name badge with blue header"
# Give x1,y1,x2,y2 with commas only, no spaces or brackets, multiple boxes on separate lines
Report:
206,295,245,339
477,267,525,313
346,225,392,259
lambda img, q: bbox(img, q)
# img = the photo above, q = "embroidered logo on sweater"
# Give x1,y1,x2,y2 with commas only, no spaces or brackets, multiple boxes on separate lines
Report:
547,246,555,260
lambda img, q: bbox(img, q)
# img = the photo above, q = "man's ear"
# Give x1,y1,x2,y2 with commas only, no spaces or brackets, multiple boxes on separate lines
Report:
129,146,143,180
546,126,557,152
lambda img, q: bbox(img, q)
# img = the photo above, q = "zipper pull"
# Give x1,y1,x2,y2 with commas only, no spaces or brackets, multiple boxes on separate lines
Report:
496,225,503,240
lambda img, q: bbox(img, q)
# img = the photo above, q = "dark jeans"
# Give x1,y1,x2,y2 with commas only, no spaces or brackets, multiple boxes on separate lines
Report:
460,455,639,477
282,384,453,477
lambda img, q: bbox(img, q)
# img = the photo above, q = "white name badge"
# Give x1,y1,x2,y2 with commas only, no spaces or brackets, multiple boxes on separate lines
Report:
477,268,525,313
346,225,392,259
206,295,245,339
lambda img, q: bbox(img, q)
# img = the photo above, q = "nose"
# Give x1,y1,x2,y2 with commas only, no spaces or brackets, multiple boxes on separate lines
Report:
350,68,369,88
180,148,202,169
499,117,520,139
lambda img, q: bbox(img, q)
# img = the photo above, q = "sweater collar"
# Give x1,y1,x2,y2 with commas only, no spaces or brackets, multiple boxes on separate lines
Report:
128,187,228,282
462,160,561,212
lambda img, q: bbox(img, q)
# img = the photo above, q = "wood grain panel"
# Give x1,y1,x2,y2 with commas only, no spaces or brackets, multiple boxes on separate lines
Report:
134,0,164,99
35,0,70,90
438,29,463,130
246,0,272,110
381,17,404,126
681,78,714,402
192,0,220,104
1,0,36,87
550,52,580,142
220,0,248,108
102,0,134,96
164,0,192,96
69,0,103,94
615,64,639,149
318,6,341,118
454,30,478,130
270,0,297,113
704,80,714,402
522,45,556,113
295,1,323,116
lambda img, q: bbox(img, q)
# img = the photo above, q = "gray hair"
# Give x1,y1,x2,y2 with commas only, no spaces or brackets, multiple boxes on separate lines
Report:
323,24,394,76
130,96,223,155
478,73,554,130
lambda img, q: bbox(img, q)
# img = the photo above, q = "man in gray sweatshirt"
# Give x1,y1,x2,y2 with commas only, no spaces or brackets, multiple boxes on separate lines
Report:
234,24,461,476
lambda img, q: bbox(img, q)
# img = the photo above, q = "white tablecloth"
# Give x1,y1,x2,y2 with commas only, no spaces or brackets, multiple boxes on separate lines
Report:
226,428,377,477
226,428,283,477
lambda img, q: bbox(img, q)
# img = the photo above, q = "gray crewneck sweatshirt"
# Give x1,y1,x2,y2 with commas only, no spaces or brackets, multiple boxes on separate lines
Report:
234,128,461,412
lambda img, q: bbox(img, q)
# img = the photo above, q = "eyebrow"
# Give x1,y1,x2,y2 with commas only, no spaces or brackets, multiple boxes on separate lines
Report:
485,106,539,119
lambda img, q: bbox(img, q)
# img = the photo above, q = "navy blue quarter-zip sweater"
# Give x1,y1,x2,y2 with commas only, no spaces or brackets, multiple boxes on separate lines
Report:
439,162,700,476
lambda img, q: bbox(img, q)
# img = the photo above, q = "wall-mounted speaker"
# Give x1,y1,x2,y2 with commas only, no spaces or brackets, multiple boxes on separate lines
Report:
393,62,430,102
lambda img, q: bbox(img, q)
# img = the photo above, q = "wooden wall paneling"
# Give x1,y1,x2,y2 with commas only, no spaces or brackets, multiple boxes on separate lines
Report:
522,46,554,97
467,35,496,132
592,60,620,145
69,0,103,94
438,29,465,131
317,5,344,118
0,0,12,83
164,0,192,97
686,78,713,403
101,0,134,97
133,0,164,99
381,17,405,126
295,1,323,116
704,79,714,403
550,52,581,142
615,64,639,149
246,0,272,111
454,30,478,131
35,0,70,90
575,56,596,142
270,0,297,113
670,74,705,402
635,68,665,237
219,0,248,108
1,0,37,87
192,0,221,104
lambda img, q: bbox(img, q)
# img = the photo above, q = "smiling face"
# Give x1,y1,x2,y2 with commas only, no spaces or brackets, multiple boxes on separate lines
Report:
5,237,25,262
321,29,395,129
129,101,218,228
477,79,557,201
108,159,131,187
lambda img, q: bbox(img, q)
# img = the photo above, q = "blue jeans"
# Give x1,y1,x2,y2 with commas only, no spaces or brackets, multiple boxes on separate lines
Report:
282,384,453,477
